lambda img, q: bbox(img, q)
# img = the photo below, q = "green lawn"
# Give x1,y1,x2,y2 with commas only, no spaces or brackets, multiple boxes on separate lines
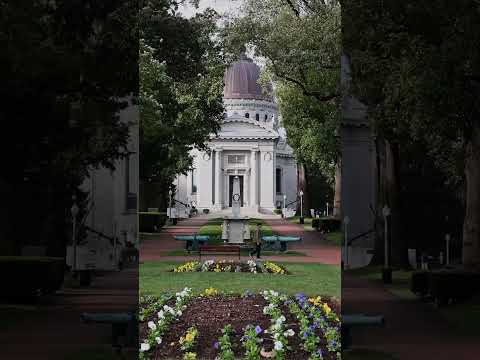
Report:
198,218,274,243
140,261,340,298
288,216,315,231
325,231,343,246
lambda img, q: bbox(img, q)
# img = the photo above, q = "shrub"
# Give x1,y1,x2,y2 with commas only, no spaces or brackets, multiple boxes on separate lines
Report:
203,209,210,214
410,271,429,297
312,218,320,230
0,256,64,297
139,212,167,233
273,209,282,215
428,270,480,305
319,218,341,233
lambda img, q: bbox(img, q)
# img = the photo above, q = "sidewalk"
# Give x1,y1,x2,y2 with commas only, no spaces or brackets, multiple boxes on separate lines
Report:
342,273,479,359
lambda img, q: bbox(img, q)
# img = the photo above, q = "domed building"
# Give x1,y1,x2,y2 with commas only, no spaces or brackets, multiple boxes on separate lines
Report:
174,54,298,214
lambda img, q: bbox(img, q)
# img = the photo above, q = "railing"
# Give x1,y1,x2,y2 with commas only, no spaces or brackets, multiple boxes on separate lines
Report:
346,229,375,246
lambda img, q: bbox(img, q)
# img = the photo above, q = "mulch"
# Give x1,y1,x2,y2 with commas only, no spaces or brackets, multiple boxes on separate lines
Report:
140,294,340,360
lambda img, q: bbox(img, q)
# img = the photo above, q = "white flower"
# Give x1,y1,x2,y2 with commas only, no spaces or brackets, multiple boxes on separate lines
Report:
155,337,162,344
272,323,281,331
273,332,280,339
140,342,150,352
147,321,156,330
284,329,295,337
157,310,164,319
177,310,182,316
274,341,283,351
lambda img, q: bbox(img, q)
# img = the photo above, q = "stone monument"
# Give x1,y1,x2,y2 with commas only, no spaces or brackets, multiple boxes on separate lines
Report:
222,176,250,244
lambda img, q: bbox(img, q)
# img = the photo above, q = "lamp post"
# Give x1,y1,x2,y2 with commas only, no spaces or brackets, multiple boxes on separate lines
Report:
326,202,329,217
299,190,304,224
446,234,451,266
343,216,350,269
71,196,79,273
382,205,392,283
283,194,286,218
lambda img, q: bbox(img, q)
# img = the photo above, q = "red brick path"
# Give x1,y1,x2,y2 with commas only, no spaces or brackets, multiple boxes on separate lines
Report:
139,217,341,265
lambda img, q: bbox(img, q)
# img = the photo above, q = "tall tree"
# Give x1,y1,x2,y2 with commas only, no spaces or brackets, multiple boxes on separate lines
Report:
221,0,342,215
0,1,138,256
139,0,225,209
343,0,480,269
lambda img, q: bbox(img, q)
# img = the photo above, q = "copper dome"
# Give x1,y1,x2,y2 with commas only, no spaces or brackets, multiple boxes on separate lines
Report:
223,54,272,101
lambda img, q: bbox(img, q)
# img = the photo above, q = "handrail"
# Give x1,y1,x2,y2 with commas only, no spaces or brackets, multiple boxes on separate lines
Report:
84,225,123,247
346,229,375,246
285,198,299,208
173,199,189,208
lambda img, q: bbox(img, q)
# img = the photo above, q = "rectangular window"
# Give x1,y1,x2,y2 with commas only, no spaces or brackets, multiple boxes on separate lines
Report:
276,168,282,194
228,155,245,164
191,169,197,194
125,155,137,211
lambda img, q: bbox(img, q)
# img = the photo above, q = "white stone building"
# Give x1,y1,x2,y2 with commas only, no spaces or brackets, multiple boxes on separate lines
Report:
174,54,298,215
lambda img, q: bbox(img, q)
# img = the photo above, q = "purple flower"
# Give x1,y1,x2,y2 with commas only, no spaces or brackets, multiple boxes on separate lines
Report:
213,342,219,349
255,326,262,335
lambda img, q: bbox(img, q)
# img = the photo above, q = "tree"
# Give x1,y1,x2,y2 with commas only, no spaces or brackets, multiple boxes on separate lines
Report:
138,0,225,210
221,0,342,216
342,0,480,269
0,1,138,256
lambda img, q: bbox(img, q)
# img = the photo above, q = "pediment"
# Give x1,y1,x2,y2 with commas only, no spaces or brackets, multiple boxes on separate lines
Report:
212,119,279,140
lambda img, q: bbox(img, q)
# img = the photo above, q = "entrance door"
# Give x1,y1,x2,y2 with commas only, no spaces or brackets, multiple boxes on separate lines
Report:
229,175,244,207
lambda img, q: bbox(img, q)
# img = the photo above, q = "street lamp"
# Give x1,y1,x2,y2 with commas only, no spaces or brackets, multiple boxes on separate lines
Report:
71,196,79,273
382,205,392,284
283,194,287,218
299,190,304,224
326,202,329,217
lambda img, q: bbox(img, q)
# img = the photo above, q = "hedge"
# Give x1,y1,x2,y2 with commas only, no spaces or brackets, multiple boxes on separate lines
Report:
411,269,480,305
0,256,64,297
273,209,282,215
312,218,341,232
139,212,167,233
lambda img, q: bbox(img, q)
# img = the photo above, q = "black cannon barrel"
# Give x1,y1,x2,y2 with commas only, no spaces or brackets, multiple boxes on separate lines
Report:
80,312,134,324
342,314,385,326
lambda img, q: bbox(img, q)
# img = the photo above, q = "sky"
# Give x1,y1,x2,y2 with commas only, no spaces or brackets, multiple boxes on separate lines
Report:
179,0,242,18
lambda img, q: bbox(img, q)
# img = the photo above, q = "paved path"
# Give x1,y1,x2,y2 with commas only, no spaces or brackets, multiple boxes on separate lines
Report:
1,266,138,360
342,273,479,359
140,216,340,265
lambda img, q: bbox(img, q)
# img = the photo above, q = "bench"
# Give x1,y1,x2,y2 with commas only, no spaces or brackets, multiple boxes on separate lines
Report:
262,235,302,252
174,235,210,251
81,312,138,350
199,245,241,261
341,314,385,350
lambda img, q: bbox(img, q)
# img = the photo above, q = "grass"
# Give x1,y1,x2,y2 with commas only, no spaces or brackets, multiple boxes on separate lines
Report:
163,249,307,257
288,216,315,231
140,261,340,298
325,231,343,246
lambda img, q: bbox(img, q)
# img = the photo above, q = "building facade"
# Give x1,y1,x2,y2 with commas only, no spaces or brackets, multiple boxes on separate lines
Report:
175,55,298,214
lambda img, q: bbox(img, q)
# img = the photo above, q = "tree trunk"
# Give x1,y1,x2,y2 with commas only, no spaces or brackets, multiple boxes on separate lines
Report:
463,122,480,270
297,163,310,215
333,159,342,218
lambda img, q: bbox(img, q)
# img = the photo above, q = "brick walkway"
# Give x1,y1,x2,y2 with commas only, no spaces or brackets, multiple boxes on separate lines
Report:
140,217,340,265
342,273,479,359
1,266,138,359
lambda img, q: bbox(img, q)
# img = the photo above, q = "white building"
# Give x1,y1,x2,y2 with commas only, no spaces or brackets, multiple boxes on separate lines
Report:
175,54,298,215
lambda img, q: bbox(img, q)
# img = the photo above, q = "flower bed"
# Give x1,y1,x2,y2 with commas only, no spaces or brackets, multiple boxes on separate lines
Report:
139,288,340,360
172,260,289,274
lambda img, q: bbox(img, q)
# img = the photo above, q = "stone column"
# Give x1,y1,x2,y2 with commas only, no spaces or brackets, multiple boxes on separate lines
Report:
250,149,258,208
197,150,213,209
215,149,223,210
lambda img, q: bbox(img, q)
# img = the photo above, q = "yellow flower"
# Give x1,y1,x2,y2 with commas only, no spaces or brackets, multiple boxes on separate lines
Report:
185,333,194,342
204,287,218,296
308,296,322,306
322,303,332,315
183,352,197,360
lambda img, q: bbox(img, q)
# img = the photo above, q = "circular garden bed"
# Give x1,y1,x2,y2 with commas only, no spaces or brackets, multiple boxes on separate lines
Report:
172,260,289,274
140,288,341,360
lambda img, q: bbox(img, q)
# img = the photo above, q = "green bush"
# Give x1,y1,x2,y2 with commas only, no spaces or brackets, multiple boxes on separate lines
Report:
319,218,341,232
410,271,429,296
429,270,480,305
312,218,320,230
139,212,167,233
203,209,210,214
273,209,282,215
0,256,64,297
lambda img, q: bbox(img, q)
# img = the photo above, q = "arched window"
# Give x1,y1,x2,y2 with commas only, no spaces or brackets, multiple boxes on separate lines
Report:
255,113,259,121
245,113,250,118
265,114,268,121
